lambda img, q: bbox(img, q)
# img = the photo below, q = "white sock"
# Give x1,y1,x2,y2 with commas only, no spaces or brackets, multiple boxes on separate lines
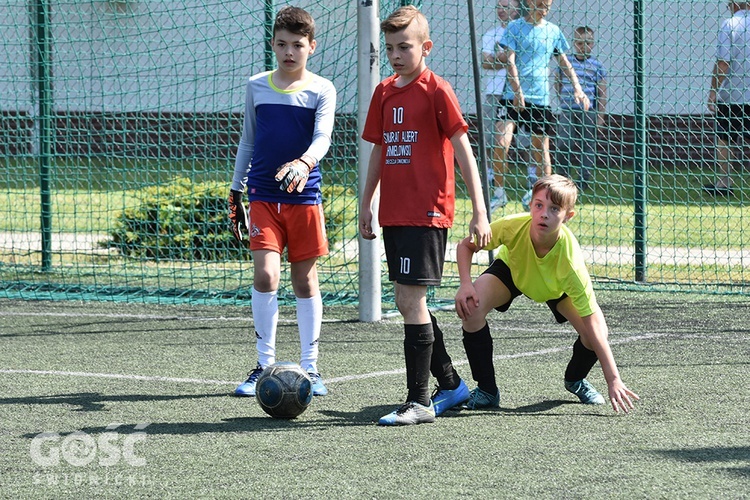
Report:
297,293,322,373
252,287,278,368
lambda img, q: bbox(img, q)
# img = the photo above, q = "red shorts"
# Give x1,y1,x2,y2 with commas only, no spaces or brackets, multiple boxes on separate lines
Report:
247,201,328,262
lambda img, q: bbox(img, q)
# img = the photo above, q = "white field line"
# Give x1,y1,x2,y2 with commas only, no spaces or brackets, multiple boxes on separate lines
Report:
0,311,339,324
327,332,667,383
339,239,750,267
2,232,749,267
0,333,667,387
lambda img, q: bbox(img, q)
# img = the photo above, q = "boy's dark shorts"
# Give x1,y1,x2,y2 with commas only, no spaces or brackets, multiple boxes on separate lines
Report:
383,226,447,286
714,103,750,143
506,102,556,136
482,258,568,323
493,98,513,121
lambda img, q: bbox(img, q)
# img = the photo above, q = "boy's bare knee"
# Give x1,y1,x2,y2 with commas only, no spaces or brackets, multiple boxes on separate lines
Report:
253,276,278,293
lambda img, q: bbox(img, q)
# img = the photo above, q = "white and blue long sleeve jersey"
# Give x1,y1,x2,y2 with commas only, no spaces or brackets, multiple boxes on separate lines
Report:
232,71,337,204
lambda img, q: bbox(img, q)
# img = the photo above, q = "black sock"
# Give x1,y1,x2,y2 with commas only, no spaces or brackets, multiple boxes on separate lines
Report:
429,314,460,390
564,337,599,382
462,323,497,394
404,323,434,406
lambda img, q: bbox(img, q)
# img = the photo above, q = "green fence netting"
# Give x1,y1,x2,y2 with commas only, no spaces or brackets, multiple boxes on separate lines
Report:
1,0,747,307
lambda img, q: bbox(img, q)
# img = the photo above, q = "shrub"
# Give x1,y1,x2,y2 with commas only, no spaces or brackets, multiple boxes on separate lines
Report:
107,177,352,261
107,177,247,261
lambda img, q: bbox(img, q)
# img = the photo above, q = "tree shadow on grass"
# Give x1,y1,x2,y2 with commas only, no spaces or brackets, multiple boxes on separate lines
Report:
11,392,388,437
438,399,617,419
319,405,403,426
20,407,381,438
21,416,330,438
453,399,570,416
654,446,750,478
499,399,572,413
0,391,227,412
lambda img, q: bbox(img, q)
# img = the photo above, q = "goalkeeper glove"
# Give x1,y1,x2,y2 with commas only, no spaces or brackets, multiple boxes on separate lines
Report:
274,155,316,193
228,189,249,244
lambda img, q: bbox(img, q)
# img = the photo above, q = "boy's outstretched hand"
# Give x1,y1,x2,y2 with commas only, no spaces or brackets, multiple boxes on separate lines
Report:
608,380,640,413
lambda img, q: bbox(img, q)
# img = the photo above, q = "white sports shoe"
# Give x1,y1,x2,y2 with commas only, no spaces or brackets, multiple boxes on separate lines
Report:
378,401,436,426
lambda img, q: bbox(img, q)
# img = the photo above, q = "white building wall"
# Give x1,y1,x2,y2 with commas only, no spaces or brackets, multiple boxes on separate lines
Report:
0,0,729,116
436,0,725,115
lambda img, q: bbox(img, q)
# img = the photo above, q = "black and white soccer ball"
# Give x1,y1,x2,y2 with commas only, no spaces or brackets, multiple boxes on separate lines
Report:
256,362,313,419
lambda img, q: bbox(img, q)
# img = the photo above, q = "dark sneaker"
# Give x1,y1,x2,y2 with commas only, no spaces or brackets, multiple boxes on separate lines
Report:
234,364,264,396
378,401,436,426
431,379,470,416
564,378,605,405
462,387,500,410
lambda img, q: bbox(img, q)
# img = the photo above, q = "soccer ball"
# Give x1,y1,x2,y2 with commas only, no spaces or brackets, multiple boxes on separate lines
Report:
255,362,313,419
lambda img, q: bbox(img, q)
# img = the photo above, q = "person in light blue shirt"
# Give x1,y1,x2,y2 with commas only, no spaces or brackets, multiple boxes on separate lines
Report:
496,0,589,209
555,26,608,192
481,0,525,211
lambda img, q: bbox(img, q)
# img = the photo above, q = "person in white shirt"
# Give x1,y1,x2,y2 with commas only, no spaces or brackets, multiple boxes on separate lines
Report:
704,1,750,196
481,0,523,210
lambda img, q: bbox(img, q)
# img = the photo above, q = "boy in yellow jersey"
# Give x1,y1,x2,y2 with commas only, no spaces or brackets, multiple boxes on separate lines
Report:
455,175,639,413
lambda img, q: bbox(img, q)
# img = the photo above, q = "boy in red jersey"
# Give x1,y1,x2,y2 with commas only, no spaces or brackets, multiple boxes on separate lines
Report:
359,5,491,425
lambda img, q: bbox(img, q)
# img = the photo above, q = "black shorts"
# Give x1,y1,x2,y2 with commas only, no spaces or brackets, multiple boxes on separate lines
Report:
506,102,556,136
493,98,513,121
382,226,447,286
715,103,750,143
482,258,568,323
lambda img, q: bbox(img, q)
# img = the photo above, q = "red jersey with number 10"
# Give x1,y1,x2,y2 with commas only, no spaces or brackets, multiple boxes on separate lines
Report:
362,69,468,228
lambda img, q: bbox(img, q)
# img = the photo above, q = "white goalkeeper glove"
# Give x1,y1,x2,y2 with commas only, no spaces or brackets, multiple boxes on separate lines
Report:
274,155,316,193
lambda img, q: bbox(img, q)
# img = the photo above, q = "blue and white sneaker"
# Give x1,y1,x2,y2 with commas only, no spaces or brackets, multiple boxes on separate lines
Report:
462,387,501,410
378,401,436,426
234,364,264,397
565,378,605,405
308,372,329,396
521,189,533,211
431,379,470,416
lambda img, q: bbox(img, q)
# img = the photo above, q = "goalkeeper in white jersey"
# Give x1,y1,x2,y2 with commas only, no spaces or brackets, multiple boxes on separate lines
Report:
228,6,337,398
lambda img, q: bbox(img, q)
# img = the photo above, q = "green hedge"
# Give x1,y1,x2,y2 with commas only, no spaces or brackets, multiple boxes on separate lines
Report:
107,177,351,261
